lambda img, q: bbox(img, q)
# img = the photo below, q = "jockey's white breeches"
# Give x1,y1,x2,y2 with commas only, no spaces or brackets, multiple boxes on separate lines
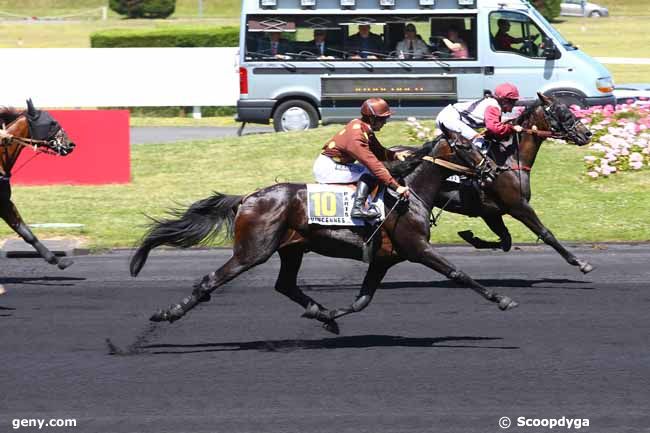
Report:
436,104,480,143
313,154,369,184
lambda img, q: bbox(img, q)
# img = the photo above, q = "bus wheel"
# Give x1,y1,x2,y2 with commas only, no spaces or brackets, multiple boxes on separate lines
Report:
273,100,319,132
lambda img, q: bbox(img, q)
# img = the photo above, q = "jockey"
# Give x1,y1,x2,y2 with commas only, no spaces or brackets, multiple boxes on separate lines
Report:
435,83,524,183
313,97,410,220
436,83,524,151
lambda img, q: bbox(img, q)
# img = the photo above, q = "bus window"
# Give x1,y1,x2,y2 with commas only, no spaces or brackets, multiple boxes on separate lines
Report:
244,15,475,61
429,15,477,60
490,11,548,58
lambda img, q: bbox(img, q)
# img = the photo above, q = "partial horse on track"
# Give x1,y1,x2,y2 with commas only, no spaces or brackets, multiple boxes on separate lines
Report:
0,100,76,269
433,93,595,273
130,137,518,334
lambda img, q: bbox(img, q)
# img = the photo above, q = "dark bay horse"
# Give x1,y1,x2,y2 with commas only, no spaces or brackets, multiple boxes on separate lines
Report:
0,100,76,269
434,93,594,273
130,139,518,334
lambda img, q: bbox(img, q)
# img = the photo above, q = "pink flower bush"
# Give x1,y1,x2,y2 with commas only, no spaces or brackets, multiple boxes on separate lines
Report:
570,101,650,179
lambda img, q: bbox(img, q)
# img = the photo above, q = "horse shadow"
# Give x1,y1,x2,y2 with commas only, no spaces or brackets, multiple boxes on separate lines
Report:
0,276,86,287
140,334,519,355
306,278,594,292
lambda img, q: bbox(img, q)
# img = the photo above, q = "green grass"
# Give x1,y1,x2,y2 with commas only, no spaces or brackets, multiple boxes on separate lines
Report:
2,122,649,250
0,0,241,18
130,116,238,127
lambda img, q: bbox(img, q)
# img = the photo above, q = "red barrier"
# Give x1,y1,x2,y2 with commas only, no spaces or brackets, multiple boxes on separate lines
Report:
12,110,130,185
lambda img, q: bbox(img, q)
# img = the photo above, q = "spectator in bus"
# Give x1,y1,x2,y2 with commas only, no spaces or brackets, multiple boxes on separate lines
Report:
395,23,429,59
441,26,469,59
258,31,291,58
308,29,337,59
347,24,383,59
494,18,539,52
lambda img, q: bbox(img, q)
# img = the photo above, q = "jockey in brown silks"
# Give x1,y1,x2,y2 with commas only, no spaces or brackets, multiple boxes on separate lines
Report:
312,97,410,220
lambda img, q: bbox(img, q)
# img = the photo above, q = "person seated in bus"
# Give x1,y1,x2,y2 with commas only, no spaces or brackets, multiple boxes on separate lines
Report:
307,29,337,59
257,31,292,58
347,24,383,59
395,23,429,59
435,83,524,183
441,26,469,59
313,98,410,220
494,18,539,52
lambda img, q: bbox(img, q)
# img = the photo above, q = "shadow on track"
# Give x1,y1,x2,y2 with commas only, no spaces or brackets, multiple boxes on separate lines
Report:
0,276,86,287
304,278,594,293
140,335,519,354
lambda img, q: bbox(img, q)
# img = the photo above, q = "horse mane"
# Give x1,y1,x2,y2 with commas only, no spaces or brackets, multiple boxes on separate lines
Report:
0,107,24,126
386,136,441,178
515,100,544,126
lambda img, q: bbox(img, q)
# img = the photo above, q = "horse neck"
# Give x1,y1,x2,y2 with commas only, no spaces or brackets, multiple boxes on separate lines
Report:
513,107,547,169
404,143,448,213
1,116,29,176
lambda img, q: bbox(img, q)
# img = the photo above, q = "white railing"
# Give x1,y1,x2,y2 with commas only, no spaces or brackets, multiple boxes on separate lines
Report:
0,47,239,107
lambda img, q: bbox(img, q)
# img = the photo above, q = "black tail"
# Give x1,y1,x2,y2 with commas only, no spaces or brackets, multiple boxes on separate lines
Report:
130,192,243,277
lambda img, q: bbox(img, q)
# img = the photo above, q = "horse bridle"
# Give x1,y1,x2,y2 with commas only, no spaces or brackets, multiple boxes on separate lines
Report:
1,120,71,156
541,102,582,140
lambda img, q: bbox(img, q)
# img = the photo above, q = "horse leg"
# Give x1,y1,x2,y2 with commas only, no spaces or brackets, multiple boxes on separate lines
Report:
274,245,340,334
0,200,73,270
509,202,593,274
150,213,285,323
458,214,512,252
328,259,396,321
412,243,518,310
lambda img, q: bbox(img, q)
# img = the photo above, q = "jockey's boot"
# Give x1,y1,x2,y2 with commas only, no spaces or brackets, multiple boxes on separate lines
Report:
351,175,380,220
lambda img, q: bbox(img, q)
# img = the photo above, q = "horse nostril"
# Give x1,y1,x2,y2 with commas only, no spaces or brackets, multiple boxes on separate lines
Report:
586,131,593,138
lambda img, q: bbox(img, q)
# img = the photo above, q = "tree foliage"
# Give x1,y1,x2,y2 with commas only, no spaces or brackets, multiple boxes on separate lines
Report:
531,0,562,21
109,0,176,19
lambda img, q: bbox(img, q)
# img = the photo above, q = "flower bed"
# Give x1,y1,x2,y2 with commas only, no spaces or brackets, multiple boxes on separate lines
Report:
572,100,650,179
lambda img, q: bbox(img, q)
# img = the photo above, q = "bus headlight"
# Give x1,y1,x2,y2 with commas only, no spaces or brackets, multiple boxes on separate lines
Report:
596,77,614,93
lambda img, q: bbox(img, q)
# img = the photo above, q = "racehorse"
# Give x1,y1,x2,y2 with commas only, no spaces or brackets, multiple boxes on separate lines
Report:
0,100,76,269
433,92,594,273
130,135,518,334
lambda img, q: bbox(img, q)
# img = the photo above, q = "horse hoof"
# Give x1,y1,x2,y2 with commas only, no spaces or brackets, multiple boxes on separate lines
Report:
498,296,518,311
322,320,340,335
57,257,74,270
301,303,320,320
149,310,167,322
579,262,594,274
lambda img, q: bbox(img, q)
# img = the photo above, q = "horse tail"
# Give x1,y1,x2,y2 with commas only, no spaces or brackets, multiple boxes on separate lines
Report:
130,192,243,277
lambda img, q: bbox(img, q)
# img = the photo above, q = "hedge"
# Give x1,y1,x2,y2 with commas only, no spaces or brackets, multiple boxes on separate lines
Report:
90,25,239,48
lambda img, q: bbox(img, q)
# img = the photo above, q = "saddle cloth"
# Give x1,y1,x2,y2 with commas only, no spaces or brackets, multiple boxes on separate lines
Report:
307,183,385,226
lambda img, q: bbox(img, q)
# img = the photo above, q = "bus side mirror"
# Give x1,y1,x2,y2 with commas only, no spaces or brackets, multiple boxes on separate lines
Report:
543,38,559,60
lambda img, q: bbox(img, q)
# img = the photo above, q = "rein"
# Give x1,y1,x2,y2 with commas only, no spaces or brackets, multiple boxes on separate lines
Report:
421,155,475,176
1,133,57,153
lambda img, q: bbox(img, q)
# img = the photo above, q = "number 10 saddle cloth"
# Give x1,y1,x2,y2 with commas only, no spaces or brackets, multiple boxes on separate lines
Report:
306,183,386,226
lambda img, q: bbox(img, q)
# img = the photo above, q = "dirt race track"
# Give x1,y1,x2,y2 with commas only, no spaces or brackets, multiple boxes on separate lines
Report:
1,245,649,433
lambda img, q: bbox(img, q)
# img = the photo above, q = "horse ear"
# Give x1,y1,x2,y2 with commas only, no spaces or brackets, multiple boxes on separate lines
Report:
537,92,552,106
26,98,37,117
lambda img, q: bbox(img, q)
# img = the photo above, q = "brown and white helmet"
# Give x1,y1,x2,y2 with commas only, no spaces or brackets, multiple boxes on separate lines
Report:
360,97,394,118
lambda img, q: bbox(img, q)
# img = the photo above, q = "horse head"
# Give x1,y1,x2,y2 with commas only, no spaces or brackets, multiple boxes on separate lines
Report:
25,99,76,156
534,92,592,146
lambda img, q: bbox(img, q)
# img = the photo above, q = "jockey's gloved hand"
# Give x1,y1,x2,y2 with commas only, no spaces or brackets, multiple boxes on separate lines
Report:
396,185,410,198
513,125,523,133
